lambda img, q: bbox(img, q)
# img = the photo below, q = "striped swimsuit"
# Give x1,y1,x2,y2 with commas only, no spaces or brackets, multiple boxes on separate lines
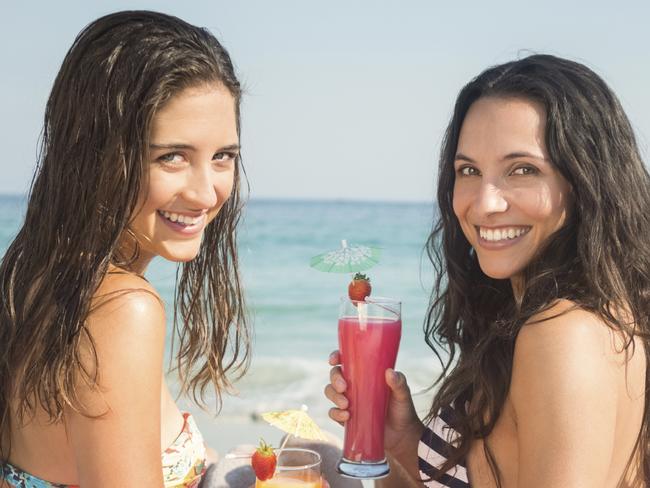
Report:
418,404,470,488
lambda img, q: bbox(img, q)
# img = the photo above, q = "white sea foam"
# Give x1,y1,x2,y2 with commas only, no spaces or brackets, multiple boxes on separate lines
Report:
169,353,443,428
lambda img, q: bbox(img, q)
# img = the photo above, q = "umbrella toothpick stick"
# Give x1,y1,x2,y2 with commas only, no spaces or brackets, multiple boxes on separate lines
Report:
278,433,291,453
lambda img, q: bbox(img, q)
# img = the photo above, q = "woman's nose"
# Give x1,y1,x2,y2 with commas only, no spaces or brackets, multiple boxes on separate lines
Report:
183,164,218,209
475,181,509,215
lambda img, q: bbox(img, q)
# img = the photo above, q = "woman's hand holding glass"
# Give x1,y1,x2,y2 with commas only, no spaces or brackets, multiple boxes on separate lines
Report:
325,350,425,465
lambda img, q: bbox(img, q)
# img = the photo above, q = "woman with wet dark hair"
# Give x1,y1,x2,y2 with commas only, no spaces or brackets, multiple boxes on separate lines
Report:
0,11,250,487
327,54,649,487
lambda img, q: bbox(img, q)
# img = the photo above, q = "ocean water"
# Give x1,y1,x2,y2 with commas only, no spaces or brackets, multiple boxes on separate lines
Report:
0,195,443,440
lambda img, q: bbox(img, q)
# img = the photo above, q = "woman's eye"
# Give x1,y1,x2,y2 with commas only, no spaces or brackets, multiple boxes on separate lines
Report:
157,152,185,165
511,165,538,176
458,166,479,176
213,151,237,162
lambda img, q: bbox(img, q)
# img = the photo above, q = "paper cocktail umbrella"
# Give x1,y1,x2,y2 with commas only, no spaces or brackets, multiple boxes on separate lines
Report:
261,404,327,442
309,240,381,274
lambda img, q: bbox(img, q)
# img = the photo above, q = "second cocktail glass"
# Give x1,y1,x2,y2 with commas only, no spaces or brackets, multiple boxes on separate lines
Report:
255,448,322,488
336,296,402,479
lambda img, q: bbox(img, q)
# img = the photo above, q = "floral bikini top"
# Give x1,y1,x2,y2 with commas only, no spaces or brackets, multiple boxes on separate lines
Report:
1,412,206,488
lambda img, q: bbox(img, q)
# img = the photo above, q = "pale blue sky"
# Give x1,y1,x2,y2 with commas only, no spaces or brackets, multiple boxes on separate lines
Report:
2,0,648,201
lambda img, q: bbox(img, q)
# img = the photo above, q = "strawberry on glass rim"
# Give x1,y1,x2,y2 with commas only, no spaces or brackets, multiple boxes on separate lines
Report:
348,273,371,302
251,438,276,481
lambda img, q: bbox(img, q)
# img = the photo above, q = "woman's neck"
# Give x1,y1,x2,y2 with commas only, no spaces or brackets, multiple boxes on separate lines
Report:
510,275,524,307
116,236,155,275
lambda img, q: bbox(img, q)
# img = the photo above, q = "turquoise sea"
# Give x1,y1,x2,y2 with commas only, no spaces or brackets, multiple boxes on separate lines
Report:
0,195,441,437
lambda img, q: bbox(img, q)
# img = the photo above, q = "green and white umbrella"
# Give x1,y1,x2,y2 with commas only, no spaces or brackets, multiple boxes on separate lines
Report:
309,240,381,273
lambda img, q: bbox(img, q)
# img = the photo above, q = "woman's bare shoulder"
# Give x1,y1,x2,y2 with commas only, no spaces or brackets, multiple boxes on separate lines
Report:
82,269,166,385
516,299,639,362
94,267,162,305
90,268,165,332
518,300,612,349
511,298,642,411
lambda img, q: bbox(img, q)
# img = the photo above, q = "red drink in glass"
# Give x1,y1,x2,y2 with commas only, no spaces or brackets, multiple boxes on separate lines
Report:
336,297,401,479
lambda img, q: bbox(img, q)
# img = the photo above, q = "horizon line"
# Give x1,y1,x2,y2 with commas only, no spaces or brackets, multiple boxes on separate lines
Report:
0,193,432,206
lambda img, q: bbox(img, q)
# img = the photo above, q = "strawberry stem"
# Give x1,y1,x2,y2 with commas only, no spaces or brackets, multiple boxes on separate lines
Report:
258,438,275,455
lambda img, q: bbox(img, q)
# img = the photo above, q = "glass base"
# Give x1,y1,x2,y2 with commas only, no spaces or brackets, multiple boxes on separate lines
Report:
336,457,390,479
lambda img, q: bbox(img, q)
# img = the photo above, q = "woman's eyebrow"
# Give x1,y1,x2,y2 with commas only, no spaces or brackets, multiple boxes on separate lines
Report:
150,142,196,150
502,151,547,161
149,143,241,151
219,144,241,152
454,151,548,163
454,153,475,163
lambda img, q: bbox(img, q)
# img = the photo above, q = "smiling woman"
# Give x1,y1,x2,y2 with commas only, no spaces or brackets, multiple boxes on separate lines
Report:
0,10,249,488
452,97,572,284
131,84,240,268
326,54,650,488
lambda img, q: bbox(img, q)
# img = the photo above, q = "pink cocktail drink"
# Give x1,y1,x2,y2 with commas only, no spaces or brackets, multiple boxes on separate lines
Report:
339,316,401,461
337,297,401,479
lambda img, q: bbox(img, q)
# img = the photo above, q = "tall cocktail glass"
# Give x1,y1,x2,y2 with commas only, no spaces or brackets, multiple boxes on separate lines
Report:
336,296,402,479
255,448,322,488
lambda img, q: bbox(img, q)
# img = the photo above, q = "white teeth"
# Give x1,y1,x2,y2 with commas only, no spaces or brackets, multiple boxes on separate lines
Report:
159,211,200,226
479,227,528,242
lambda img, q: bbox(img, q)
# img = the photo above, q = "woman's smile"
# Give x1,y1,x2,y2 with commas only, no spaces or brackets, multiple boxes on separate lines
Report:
156,210,208,236
475,225,531,249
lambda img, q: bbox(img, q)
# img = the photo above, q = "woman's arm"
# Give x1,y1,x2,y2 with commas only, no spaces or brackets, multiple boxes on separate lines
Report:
511,304,620,488
65,275,166,487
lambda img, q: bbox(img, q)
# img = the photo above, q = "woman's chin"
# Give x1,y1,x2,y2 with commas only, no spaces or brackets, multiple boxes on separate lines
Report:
159,245,202,263
477,262,522,281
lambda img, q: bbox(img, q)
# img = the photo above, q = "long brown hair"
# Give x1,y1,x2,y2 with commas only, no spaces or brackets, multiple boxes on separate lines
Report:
0,10,250,462
424,54,650,485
